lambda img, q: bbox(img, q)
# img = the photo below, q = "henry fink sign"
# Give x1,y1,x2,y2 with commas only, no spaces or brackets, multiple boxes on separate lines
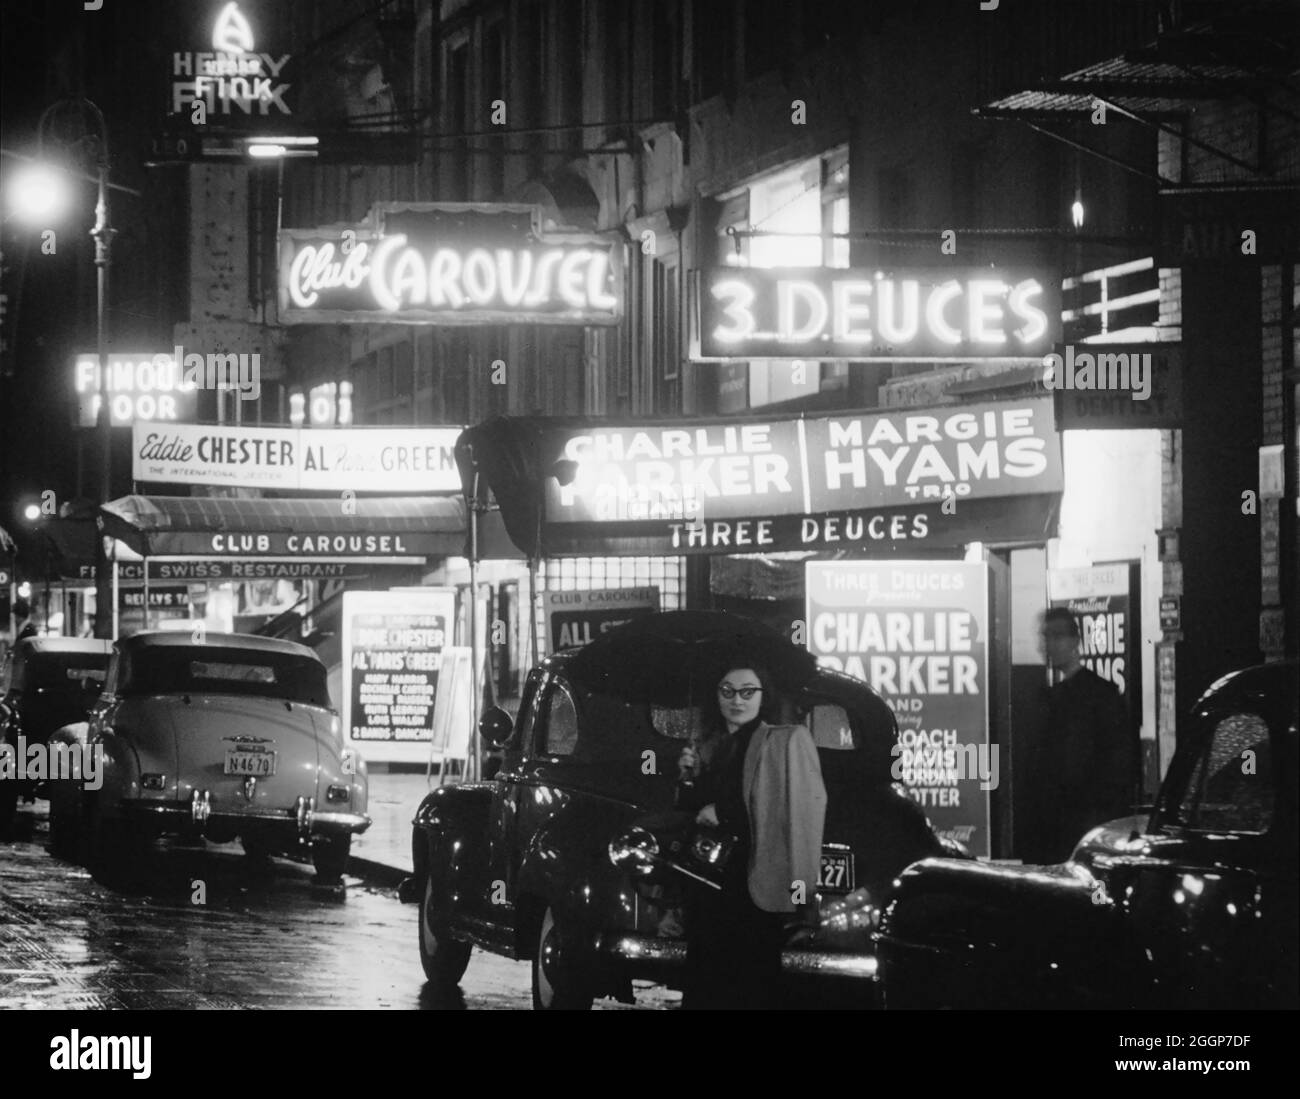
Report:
542,397,1062,554
278,203,622,326
132,423,462,493
806,560,992,856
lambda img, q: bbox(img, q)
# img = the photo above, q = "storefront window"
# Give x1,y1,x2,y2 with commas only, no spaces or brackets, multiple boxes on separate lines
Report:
714,149,850,412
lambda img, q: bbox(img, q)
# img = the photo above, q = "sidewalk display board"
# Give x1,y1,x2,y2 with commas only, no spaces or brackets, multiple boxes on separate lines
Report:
806,560,991,856
341,589,456,764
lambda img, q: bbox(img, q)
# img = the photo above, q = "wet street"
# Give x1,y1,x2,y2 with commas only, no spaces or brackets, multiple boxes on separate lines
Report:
0,805,678,1011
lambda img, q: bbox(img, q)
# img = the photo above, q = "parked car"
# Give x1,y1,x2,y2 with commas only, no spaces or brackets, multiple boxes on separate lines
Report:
875,659,1298,1010
49,630,369,884
403,611,953,1009
0,637,112,838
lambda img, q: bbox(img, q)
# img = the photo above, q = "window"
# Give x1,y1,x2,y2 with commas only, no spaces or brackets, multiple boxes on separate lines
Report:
541,681,580,757
511,670,543,754
654,257,680,411
1175,712,1273,833
535,556,687,659
447,41,470,200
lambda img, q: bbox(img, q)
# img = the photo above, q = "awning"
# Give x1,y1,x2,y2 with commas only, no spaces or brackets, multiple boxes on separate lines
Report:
975,9,1300,187
457,404,1064,560
100,494,468,560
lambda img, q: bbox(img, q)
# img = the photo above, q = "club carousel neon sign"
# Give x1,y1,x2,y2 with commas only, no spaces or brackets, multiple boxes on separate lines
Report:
278,204,622,325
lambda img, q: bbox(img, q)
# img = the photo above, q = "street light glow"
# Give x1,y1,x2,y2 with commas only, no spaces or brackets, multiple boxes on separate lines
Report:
7,161,72,223
23,503,41,521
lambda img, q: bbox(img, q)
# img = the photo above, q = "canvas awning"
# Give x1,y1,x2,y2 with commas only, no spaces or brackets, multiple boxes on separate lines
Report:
457,405,1064,560
100,494,468,560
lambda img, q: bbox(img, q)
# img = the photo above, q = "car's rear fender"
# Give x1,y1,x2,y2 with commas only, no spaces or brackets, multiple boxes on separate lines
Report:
95,700,175,815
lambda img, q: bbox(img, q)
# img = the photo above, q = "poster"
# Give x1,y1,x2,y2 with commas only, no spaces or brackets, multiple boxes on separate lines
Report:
1045,563,1140,718
806,560,991,856
340,589,456,765
545,587,659,653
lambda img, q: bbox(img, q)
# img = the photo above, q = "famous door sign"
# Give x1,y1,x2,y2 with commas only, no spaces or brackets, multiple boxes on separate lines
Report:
806,560,992,856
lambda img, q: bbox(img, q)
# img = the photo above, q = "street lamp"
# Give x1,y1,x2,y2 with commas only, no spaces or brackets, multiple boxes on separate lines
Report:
7,100,116,638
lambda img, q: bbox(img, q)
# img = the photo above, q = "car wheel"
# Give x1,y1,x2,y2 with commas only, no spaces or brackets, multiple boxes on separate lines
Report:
531,906,594,1010
418,872,472,986
0,780,18,841
311,835,350,882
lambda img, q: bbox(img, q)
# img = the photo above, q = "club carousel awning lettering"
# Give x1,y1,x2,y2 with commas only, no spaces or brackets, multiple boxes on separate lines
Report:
456,399,1063,558
99,495,468,560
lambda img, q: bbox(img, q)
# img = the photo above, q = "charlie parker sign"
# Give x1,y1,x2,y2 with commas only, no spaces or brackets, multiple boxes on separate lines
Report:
278,203,622,325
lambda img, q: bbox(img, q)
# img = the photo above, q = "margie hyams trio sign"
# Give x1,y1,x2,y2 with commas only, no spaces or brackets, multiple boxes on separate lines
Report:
699,266,1059,360
278,204,622,325
544,397,1062,553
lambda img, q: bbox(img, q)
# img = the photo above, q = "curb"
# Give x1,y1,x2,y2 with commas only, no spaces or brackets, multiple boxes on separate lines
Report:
345,855,412,891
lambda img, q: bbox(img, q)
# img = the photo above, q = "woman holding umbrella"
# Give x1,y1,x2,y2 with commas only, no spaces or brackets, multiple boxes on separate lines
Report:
676,655,827,1010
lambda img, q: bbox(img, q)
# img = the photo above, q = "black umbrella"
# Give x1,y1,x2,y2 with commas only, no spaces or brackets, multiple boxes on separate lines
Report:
564,610,818,706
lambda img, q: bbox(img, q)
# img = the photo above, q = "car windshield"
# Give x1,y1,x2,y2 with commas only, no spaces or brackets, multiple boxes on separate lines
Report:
120,646,330,707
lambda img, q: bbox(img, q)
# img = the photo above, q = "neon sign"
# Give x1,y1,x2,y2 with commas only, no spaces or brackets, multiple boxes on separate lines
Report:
170,2,291,117
278,203,623,325
698,267,1059,360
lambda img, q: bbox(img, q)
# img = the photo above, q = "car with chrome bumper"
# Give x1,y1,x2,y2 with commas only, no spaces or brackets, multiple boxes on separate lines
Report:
874,660,1298,1010
402,611,954,1008
54,630,369,884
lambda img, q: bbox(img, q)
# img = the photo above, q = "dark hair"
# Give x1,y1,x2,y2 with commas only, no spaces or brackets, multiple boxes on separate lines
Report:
12,598,31,619
1042,607,1079,637
705,655,777,728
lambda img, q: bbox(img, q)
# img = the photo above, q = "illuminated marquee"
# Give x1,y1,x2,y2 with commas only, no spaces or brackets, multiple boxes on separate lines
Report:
170,2,292,117
698,267,1060,360
74,353,198,428
278,203,622,325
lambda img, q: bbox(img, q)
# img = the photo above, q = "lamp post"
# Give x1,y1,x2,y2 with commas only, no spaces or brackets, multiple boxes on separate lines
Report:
6,100,116,638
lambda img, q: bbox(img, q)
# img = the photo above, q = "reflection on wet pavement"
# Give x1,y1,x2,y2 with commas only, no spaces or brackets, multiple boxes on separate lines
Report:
0,806,679,1011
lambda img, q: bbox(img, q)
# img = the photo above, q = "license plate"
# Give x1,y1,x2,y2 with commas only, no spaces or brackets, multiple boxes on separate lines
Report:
818,846,855,893
224,750,276,777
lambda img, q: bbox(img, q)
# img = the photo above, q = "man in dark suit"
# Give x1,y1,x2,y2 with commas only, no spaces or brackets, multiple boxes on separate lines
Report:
1030,608,1134,863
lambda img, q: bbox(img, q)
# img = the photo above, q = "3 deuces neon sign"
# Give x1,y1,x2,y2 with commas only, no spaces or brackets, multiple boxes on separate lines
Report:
699,266,1059,360
278,203,623,325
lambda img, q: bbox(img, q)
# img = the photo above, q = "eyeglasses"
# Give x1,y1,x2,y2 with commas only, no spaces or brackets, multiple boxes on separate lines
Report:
718,685,762,700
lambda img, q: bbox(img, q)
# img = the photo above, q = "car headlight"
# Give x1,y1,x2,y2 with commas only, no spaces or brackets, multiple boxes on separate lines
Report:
608,827,659,876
